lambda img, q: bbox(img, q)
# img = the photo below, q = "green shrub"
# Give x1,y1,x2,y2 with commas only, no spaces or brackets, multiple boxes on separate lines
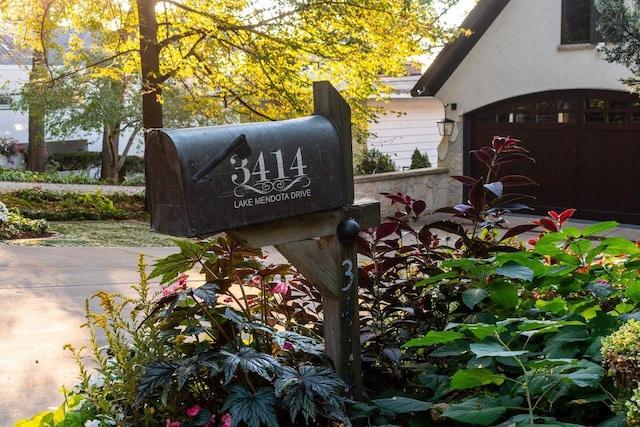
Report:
0,201,49,240
0,167,100,185
410,148,431,169
122,173,145,186
123,155,144,175
354,147,396,175
48,152,101,172
48,152,144,181
2,189,148,221
352,136,636,426
602,319,640,389
602,319,640,425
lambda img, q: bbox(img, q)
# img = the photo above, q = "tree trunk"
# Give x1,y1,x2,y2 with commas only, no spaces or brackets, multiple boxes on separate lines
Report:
137,0,163,130
26,50,47,172
100,123,121,184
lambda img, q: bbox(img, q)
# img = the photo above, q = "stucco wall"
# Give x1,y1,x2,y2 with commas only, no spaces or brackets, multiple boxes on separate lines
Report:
437,0,633,120
354,166,459,218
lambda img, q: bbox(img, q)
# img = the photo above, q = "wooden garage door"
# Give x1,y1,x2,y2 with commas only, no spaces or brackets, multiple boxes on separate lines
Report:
467,90,640,223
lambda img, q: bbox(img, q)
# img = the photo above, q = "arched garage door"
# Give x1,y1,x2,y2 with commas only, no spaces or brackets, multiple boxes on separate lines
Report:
467,90,640,224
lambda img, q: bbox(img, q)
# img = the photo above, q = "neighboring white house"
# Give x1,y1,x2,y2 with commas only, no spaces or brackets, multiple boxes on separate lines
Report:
411,0,640,224
0,33,141,158
0,63,29,144
0,61,107,154
366,71,444,171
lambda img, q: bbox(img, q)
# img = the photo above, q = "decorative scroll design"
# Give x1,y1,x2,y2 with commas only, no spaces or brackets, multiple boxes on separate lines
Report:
233,175,310,197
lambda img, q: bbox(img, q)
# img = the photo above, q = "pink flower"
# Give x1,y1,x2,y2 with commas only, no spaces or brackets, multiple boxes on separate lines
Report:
165,420,181,427
271,280,289,295
187,405,201,417
283,342,294,350
205,414,216,426
161,274,189,296
177,273,188,289
221,413,232,427
251,275,262,286
224,297,233,303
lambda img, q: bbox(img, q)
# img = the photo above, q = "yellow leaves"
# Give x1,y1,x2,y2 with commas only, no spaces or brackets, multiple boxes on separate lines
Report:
6,0,457,139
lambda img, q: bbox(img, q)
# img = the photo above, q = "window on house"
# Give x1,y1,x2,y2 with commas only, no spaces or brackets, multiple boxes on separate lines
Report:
561,0,604,44
0,94,11,110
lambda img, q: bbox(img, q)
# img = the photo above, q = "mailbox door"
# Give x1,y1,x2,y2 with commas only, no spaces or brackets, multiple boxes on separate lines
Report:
145,133,190,236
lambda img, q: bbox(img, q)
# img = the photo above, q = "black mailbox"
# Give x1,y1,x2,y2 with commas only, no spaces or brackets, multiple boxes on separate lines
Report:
145,83,353,237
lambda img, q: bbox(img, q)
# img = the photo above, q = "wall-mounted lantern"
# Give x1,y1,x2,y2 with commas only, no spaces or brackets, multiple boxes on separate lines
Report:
437,103,457,137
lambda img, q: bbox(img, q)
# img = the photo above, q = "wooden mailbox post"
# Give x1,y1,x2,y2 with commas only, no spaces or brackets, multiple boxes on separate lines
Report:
145,81,379,398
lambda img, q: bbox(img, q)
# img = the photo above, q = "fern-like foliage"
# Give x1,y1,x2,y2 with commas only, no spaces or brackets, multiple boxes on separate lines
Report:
136,352,220,405
272,331,325,357
220,346,280,384
274,365,349,424
223,384,279,427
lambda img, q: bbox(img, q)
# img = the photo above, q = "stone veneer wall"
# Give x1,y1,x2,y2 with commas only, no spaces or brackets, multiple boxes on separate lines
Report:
354,167,459,219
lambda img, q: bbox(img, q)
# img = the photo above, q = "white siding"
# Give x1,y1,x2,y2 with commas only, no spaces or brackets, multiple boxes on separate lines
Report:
0,65,28,143
366,96,443,170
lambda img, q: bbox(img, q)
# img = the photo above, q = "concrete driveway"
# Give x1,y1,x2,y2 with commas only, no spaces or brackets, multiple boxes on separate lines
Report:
0,246,179,426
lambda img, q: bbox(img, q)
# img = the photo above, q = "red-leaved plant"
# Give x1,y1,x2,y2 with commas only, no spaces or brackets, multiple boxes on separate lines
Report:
430,136,539,256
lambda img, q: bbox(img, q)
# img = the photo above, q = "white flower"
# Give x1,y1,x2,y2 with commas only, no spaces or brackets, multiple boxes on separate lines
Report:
87,372,105,388
85,420,101,427
0,202,8,224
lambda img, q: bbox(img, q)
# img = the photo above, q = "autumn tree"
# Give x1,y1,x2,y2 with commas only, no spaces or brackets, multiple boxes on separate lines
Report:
4,0,461,177
596,0,640,92
1,0,62,172
1,0,143,181
135,0,460,141
47,1,143,183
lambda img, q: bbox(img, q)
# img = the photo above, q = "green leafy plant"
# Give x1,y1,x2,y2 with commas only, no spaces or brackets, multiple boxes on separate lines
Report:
410,148,431,169
355,147,397,175
2,188,147,221
0,167,100,184
603,319,640,389
405,318,605,426
48,151,101,172
18,238,350,426
361,220,640,425
602,319,640,425
352,135,640,425
122,173,145,186
76,190,117,215
0,200,49,239
134,237,348,426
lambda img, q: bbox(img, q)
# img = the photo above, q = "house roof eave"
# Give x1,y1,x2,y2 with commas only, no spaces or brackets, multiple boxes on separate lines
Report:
411,0,510,97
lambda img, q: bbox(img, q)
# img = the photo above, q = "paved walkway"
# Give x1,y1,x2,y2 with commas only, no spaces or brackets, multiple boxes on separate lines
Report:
0,246,180,425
